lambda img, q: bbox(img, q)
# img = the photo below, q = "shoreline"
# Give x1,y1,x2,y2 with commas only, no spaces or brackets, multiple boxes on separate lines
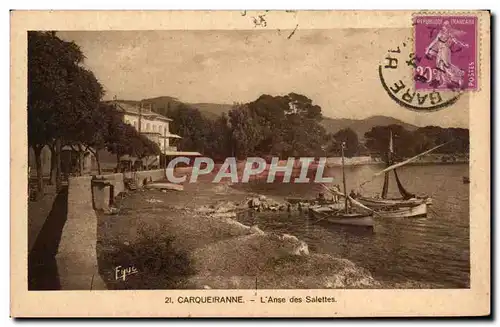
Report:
95,178,381,290
95,174,446,289
326,161,469,167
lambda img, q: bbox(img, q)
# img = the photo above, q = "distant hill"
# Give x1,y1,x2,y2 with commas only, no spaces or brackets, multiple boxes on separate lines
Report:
124,97,233,119
117,96,418,139
188,103,233,118
321,115,418,140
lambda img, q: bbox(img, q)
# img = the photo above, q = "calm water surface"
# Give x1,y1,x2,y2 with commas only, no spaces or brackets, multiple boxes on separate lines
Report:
234,164,470,288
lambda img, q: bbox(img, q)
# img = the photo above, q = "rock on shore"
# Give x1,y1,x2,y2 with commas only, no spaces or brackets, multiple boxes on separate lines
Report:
186,232,378,289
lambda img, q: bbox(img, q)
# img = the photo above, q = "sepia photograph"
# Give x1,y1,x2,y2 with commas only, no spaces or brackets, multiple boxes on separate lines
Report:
11,10,490,317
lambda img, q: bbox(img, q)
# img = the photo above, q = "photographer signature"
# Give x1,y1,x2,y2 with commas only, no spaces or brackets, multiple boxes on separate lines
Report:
115,265,138,281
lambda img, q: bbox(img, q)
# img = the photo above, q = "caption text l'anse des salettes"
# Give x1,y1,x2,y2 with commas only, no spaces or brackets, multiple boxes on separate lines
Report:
168,296,337,304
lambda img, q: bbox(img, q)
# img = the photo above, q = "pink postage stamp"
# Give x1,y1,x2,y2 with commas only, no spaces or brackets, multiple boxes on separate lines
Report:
414,15,478,91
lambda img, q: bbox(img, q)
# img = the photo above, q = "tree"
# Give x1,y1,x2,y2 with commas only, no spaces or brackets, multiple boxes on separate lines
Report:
29,31,105,187
333,128,359,158
28,31,94,191
238,93,326,158
103,108,161,171
105,109,134,166
204,113,232,162
228,104,264,159
364,125,416,163
76,102,116,175
131,134,161,170
412,126,469,156
167,103,212,154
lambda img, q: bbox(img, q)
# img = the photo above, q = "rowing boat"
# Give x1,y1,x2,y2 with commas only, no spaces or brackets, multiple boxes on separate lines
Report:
372,202,427,218
308,206,374,227
310,142,374,228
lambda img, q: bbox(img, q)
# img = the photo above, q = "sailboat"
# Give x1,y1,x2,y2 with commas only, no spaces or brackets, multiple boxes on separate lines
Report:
356,130,447,218
308,142,374,227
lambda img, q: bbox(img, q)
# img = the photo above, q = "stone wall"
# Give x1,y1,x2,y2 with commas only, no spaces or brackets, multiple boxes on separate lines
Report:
131,169,166,187
91,170,165,210
56,176,106,290
95,173,125,196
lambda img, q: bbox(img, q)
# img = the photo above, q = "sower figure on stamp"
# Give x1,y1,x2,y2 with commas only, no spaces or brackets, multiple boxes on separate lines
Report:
424,20,469,89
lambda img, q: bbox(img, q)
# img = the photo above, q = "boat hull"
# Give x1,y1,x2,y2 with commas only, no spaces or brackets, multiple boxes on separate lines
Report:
375,202,427,218
357,196,428,208
309,208,374,227
145,182,184,191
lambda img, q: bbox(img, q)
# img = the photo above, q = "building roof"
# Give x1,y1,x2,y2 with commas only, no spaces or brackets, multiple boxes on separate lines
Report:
140,132,182,139
164,133,182,139
164,151,202,156
106,100,172,122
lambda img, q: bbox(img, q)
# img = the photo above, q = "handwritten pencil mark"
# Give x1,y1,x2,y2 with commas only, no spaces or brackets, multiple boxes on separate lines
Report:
252,15,267,28
287,24,299,39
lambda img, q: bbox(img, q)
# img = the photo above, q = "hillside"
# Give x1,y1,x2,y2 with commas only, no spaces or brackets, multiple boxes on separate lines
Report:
188,103,233,118
119,96,418,139
320,115,418,140
136,97,232,119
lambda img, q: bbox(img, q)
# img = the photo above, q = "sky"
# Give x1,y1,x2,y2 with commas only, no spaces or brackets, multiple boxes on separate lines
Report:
58,29,469,128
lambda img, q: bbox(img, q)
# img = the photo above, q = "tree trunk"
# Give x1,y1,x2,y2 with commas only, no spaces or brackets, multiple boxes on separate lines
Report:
79,152,84,176
33,145,44,196
76,145,84,176
55,139,62,191
48,144,56,185
116,153,120,171
91,149,102,175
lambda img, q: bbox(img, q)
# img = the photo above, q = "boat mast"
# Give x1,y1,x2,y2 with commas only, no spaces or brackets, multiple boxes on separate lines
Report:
341,142,348,214
381,130,393,198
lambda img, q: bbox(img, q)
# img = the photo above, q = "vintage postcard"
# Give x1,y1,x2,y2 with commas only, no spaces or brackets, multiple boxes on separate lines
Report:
11,10,490,317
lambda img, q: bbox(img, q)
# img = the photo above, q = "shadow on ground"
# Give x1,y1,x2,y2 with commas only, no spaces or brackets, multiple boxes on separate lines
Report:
28,188,68,290
97,222,195,290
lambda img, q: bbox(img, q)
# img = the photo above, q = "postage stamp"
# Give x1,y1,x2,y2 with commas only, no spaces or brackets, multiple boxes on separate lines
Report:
413,15,478,91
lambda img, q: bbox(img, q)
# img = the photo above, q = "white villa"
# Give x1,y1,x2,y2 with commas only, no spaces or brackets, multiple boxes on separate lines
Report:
113,101,180,155
107,100,201,170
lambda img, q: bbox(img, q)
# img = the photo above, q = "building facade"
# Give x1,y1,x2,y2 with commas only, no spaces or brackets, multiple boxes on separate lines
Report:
107,100,200,171
111,100,182,155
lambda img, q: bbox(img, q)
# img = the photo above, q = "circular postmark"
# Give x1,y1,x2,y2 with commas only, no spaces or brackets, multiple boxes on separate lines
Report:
378,36,463,112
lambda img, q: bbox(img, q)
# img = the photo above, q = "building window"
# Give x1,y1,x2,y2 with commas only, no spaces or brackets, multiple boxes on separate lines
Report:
164,127,167,135
146,123,150,131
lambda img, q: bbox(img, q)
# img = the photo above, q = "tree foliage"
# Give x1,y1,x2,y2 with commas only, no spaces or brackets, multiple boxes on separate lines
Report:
28,31,106,186
332,128,359,158
364,124,469,163
226,93,326,159
28,31,160,181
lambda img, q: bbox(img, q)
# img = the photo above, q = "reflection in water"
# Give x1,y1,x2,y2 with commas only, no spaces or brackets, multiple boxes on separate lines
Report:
234,164,470,288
